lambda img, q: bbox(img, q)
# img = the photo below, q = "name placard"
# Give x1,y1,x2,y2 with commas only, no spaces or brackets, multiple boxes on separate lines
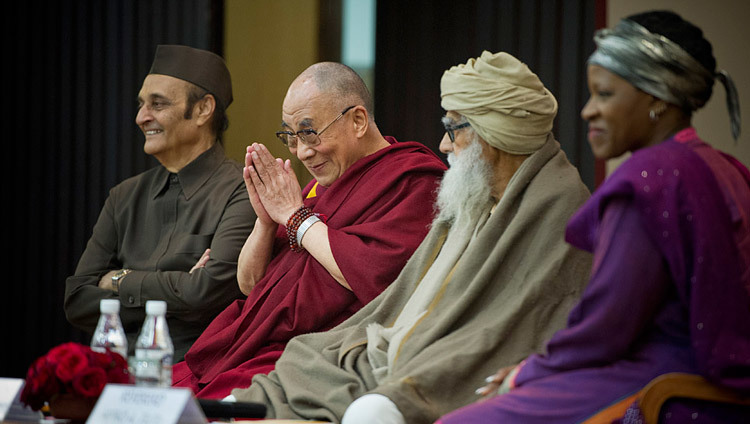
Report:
87,384,206,424
0,377,43,422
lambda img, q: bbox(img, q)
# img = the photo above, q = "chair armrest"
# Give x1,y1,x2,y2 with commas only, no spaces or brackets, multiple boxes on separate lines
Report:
638,373,750,424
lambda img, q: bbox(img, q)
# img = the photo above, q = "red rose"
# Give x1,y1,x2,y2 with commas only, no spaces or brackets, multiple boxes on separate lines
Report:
72,367,107,398
88,350,113,368
21,356,59,410
35,359,60,398
87,350,130,384
19,385,44,411
107,365,131,384
23,357,44,392
20,342,132,412
52,345,90,383
20,359,45,410
108,349,128,370
47,342,85,365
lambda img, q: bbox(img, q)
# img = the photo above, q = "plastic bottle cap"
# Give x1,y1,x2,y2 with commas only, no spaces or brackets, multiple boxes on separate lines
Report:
145,300,167,315
100,299,120,314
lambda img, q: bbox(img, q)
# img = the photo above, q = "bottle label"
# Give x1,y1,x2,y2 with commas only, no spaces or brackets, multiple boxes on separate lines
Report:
133,350,173,387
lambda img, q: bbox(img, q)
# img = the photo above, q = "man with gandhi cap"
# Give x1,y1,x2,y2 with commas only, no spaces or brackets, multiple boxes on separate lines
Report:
65,45,255,361
227,51,591,424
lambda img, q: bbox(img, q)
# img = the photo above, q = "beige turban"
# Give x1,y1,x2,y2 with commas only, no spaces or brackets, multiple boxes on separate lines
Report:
440,51,558,154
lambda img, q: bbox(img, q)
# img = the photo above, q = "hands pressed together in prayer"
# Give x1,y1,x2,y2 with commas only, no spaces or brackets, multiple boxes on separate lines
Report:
98,143,307,295
237,142,350,294
243,143,304,228
237,142,328,295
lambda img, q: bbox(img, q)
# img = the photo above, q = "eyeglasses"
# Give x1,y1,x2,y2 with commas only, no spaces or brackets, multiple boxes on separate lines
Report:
443,121,471,143
276,105,356,148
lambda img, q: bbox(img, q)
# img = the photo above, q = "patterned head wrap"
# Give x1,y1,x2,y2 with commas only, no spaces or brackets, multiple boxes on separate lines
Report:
589,18,741,140
440,51,558,155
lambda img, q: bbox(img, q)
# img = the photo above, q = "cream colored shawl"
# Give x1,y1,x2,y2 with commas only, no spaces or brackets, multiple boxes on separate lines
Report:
366,208,492,383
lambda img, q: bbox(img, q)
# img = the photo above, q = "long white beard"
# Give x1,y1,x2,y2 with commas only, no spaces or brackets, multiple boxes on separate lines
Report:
434,136,494,227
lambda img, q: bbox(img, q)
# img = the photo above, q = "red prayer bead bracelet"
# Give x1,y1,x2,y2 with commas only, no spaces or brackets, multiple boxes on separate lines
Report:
285,206,327,252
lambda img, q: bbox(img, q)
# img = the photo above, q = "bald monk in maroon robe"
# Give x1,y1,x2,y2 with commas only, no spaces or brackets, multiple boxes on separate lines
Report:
172,62,447,398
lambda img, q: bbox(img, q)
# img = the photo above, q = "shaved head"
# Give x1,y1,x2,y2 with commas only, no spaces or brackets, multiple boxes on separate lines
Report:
295,62,374,120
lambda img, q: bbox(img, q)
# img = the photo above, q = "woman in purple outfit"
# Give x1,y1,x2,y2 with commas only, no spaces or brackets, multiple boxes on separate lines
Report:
438,10,750,424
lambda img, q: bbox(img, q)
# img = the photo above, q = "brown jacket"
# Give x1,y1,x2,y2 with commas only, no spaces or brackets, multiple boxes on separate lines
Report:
65,143,255,361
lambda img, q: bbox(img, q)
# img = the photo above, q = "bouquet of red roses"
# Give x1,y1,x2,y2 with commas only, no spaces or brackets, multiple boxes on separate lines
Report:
20,342,130,411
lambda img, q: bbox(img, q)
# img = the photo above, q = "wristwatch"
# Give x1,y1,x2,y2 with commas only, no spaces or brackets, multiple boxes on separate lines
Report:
111,269,132,294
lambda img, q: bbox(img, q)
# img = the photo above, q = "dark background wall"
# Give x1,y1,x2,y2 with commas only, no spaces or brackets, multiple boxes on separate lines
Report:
1,0,598,379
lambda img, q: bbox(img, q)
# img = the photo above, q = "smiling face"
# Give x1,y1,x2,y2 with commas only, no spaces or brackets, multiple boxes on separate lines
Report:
581,65,658,159
136,74,202,167
280,77,362,186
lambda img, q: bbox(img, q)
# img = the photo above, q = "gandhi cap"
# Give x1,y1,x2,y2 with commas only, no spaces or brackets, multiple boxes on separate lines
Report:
148,44,233,108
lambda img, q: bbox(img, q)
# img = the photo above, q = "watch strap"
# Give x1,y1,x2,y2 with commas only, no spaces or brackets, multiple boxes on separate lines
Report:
111,269,132,294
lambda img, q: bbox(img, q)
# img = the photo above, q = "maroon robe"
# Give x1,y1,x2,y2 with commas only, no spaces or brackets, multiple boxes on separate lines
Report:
173,138,446,398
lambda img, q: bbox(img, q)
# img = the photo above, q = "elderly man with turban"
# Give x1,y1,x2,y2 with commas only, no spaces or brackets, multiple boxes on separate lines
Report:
226,51,592,424
65,45,255,361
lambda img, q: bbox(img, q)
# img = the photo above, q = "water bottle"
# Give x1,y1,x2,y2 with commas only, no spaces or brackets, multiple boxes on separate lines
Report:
133,300,174,387
90,298,128,359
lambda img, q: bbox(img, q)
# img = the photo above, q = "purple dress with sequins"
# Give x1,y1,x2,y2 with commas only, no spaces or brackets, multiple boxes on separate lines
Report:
438,128,750,423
